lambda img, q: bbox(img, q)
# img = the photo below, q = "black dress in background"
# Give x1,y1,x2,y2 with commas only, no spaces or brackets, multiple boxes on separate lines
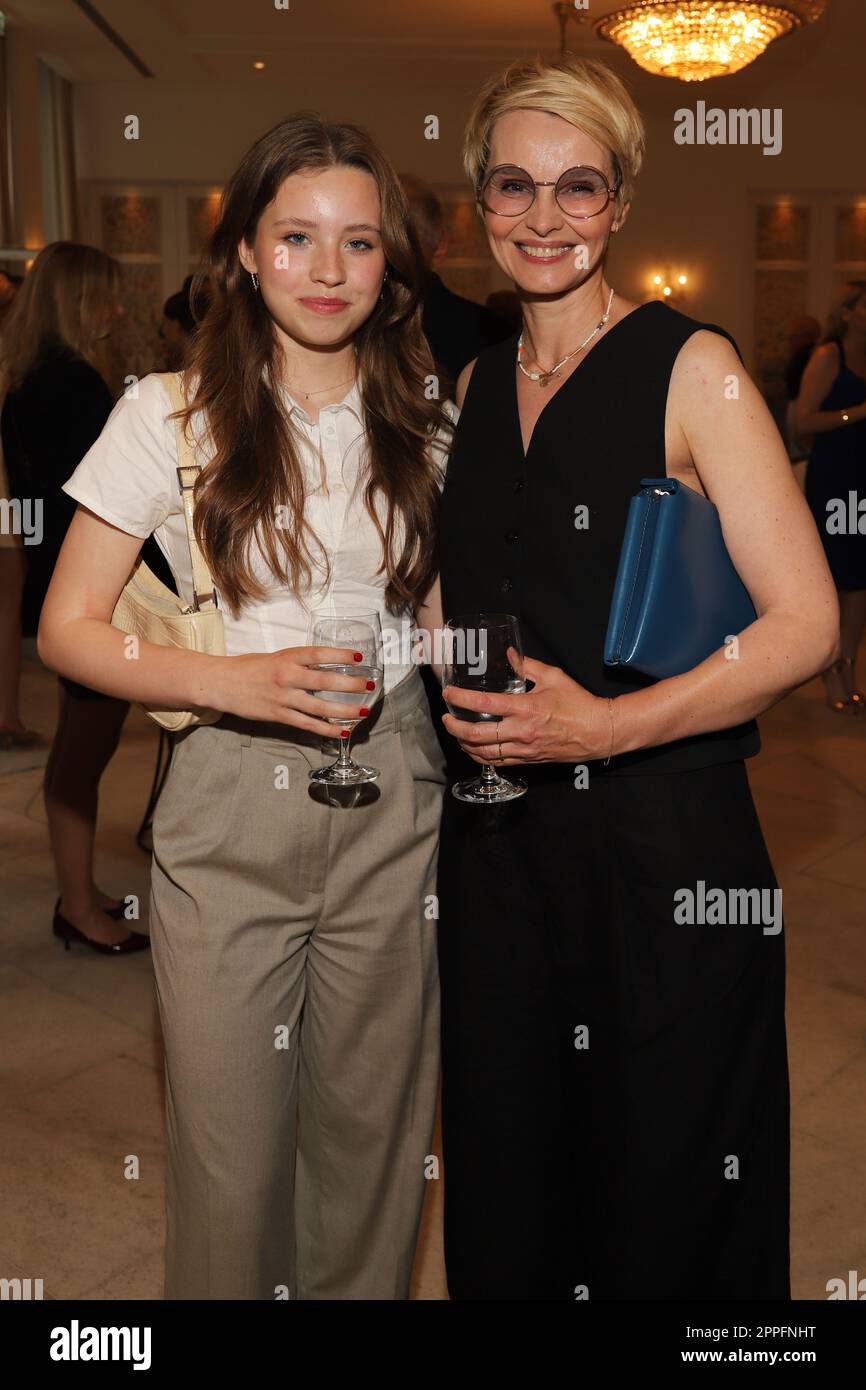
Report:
421,271,512,401
2,343,112,642
804,339,866,591
1,343,176,666
436,301,790,1300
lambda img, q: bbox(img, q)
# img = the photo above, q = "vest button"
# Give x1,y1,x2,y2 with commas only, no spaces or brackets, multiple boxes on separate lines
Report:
505,531,518,544
513,478,524,492
501,577,513,593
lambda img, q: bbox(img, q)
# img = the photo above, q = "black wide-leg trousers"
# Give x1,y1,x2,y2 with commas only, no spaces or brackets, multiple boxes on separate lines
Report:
436,758,791,1301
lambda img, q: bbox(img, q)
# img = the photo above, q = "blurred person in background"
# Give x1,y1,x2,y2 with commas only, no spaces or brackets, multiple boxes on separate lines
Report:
0,242,149,951
486,287,522,330
159,288,195,370
783,313,820,475
399,172,511,399
399,174,512,770
0,270,22,322
0,268,41,750
158,273,213,371
795,283,866,713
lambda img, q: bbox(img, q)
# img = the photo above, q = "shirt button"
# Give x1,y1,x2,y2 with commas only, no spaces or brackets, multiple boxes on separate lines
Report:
501,577,513,593
505,531,519,544
323,423,336,438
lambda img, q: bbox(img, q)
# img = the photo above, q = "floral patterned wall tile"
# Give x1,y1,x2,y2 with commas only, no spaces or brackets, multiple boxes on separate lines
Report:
756,204,810,262
108,263,165,390
443,198,488,260
101,195,161,255
835,205,866,264
187,194,222,258
753,267,808,415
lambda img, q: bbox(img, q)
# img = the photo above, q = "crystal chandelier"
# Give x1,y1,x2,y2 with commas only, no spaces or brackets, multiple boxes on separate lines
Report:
594,1,829,82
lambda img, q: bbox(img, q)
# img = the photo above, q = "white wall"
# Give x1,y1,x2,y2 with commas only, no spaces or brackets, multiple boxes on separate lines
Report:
0,0,750,380
70,69,865,361
610,98,866,360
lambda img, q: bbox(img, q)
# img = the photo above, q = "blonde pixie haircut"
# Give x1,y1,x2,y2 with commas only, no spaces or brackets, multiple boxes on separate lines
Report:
463,55,646,215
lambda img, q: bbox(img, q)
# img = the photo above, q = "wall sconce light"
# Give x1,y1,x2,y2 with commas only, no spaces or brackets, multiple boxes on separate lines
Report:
650,269,689,305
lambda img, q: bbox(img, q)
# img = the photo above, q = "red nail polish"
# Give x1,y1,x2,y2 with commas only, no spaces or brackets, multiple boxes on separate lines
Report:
341,730,351,737
365,679,375,690
359,707,369,716
353,651,363,661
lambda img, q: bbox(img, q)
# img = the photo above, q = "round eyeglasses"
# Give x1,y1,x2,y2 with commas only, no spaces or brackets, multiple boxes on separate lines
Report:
479,164,621,220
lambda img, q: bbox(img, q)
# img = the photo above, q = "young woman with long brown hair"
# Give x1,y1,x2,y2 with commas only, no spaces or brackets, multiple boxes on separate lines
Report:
1,243,149,950
38,115,454,1299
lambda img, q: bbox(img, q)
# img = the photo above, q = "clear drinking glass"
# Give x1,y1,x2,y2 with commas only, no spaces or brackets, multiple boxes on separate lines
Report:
308,614,385,785
442,612,528,804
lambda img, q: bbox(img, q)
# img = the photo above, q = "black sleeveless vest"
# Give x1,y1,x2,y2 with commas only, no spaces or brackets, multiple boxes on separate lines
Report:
438,300,761,776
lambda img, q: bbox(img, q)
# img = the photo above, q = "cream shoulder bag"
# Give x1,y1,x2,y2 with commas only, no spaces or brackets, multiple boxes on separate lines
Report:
110,371,226,732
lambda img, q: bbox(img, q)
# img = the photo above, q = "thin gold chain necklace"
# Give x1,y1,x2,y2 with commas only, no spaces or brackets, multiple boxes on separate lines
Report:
290,373,355,402
517,288,616,387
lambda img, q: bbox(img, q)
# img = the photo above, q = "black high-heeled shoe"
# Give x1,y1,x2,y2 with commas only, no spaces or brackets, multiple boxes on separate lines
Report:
52,898,151,955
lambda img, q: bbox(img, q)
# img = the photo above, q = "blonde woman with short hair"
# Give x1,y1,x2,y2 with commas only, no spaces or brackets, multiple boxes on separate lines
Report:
429,56,838,1300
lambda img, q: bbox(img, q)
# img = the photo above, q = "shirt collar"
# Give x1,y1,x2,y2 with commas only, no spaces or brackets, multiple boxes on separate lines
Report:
278,376,364,426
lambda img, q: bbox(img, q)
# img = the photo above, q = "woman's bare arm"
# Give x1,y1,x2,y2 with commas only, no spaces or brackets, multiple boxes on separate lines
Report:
441,333,839,767
38,504,372,732
612,330,839,756
794,341,866,434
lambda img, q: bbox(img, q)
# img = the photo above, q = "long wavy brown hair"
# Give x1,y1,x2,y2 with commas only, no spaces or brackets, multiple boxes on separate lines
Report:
176,113,452,620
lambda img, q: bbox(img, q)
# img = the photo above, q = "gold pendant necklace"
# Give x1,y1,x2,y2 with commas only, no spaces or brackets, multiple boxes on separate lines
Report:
294,373,355,402
517,288,616,387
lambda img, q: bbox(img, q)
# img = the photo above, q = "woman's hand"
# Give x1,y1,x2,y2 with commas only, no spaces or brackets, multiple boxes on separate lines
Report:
441,652,610,766
39,510,378,731
214,645,376,737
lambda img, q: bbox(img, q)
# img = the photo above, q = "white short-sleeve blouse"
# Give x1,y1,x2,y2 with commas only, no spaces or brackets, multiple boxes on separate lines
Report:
62,373,458,692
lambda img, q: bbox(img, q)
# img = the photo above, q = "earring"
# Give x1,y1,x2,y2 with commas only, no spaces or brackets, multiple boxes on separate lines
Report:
251,271,259,291
380,270,388,301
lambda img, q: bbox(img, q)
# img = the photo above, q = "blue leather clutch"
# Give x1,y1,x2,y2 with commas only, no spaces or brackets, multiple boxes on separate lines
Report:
604,477,757,679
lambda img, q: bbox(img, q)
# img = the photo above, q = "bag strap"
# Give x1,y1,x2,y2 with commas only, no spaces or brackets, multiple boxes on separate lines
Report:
157,371,218,612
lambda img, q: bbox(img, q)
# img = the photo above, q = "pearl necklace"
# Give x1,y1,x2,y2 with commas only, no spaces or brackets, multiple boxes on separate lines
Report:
517,288,616,387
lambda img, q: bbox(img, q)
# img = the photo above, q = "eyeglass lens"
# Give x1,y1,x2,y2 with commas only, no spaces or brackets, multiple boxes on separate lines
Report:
483,166,612,218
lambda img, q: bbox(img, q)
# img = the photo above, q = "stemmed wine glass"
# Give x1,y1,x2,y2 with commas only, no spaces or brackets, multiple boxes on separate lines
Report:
442,612,528,804
308,614,384,785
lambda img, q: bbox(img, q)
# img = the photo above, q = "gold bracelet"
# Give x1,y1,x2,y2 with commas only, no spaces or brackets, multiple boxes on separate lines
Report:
603,696,616,767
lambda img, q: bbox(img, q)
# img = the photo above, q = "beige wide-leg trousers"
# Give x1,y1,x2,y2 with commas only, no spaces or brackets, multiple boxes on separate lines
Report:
149,665,445,1300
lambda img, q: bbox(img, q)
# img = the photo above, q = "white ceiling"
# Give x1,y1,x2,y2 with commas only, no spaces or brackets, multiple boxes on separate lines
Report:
4,0,864,106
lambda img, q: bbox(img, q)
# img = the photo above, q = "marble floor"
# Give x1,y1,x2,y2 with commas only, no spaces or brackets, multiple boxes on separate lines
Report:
1,641,865,1300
